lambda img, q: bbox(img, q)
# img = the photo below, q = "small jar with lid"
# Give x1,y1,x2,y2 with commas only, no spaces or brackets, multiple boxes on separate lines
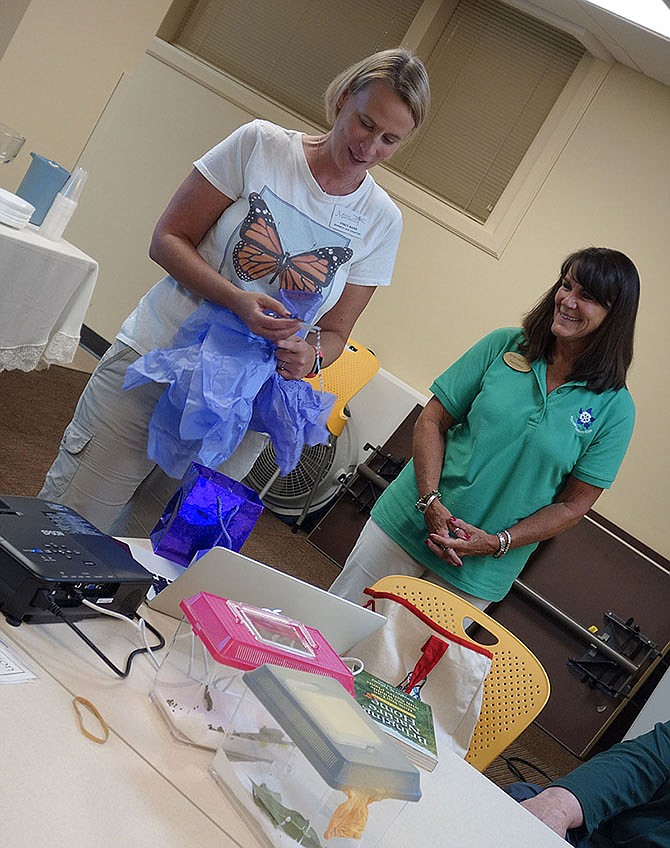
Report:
211,664,422,847
150,591,354,749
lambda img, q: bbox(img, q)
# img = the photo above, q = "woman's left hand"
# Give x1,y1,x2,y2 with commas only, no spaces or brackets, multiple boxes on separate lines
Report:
273,283,377,380
274,335,317,380
426,517,499,567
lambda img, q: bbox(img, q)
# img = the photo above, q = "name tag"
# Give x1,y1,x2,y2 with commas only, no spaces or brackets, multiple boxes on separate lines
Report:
503,351,532,372
329,206,368,239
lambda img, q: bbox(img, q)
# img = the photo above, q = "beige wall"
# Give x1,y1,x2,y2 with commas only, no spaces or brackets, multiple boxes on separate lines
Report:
0,0,172,188
366,64,670,556
0,3,668,562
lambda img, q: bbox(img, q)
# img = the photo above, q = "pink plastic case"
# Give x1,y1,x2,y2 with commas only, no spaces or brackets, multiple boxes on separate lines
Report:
179,591,355,696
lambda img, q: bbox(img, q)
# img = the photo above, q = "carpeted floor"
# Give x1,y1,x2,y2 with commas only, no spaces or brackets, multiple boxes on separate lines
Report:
0,365,91,495
0,361,582,788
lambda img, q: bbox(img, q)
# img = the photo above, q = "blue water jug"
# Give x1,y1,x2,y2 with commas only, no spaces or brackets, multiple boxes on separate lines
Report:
16,153,70,225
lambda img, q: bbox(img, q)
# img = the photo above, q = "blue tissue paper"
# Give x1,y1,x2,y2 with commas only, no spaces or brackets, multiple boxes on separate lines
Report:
123,289,334,480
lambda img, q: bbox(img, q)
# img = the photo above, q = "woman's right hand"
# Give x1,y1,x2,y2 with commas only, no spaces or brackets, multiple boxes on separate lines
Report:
150,171,299,341
231,290,302,341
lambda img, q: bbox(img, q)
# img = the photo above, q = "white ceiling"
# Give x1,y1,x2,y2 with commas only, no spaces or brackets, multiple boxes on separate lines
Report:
505,0,670,87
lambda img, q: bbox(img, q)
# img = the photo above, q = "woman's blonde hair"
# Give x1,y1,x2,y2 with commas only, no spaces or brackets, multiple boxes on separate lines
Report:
324,48,430,132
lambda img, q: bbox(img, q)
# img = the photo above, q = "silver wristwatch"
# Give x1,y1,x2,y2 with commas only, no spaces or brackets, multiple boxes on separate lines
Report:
415,490,441,513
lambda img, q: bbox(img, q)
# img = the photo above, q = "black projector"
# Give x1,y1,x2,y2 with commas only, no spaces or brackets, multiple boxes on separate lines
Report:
0,496,153,625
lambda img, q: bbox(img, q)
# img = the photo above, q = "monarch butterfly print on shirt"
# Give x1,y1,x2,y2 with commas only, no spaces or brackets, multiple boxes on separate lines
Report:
232,192,353,294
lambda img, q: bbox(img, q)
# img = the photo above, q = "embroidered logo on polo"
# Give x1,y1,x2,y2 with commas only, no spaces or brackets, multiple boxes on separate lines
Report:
570,407,596,433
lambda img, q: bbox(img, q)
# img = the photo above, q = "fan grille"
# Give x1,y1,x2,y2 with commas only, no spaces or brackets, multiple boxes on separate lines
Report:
246,424,366,517
246,442,335,507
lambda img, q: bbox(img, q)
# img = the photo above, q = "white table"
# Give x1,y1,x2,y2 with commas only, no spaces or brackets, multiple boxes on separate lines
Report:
0,222,98,371
0,611,259,848
0,601,568,848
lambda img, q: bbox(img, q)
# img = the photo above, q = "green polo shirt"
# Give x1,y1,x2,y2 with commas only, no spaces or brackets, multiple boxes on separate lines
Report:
371,328,635,601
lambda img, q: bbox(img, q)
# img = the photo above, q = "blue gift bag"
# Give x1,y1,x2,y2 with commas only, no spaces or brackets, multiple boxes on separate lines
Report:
150,462,263,567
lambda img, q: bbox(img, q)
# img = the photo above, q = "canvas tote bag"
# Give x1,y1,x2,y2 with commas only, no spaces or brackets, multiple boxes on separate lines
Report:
349,587,493,760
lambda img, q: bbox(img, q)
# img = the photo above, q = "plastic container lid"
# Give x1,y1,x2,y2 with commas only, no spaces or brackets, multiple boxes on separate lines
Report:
242,665,422,801
179,592,355,695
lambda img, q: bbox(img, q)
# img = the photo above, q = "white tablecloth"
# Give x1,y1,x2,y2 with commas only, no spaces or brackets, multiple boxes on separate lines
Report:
0,222,98,371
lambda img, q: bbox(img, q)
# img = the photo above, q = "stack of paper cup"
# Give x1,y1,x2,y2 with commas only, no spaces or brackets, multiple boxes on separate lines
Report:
40,166,88,241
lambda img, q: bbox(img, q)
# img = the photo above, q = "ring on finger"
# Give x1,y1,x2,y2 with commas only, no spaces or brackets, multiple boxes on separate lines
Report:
278,361,286,372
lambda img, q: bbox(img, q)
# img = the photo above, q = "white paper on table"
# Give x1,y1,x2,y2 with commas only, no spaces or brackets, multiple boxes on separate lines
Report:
0,637,37,683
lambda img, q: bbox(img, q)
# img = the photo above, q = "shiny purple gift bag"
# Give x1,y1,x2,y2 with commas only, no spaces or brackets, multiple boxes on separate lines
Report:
150,462,264,567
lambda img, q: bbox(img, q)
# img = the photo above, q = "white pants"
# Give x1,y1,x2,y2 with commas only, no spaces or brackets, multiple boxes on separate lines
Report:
329,518,491,610
39,340,268,537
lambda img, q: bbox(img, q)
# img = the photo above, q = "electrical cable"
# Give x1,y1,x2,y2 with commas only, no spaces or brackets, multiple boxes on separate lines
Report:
80,598,162,669
33,590,165,678
500,754,555,784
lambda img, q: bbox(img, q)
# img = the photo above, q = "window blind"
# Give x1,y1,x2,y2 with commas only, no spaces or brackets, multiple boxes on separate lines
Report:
170,0,584,222
173,0,423,126
388,0,584,221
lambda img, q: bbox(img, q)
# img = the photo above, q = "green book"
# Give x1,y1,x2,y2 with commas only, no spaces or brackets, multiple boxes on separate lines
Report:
353,670,438,771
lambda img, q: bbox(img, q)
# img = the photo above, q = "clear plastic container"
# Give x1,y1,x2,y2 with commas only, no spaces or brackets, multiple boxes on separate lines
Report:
39,193,77,240
150,592,354,749
150,617,247,749
211,665,421,847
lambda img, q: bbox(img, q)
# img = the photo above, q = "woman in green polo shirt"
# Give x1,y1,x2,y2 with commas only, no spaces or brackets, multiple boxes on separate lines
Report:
330,247,640,609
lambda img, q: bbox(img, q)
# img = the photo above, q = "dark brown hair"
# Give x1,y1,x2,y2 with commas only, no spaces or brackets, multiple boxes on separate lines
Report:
521,247,640,392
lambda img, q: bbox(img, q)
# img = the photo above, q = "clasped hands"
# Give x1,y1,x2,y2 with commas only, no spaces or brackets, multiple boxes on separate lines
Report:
424,502,499,568
231,291,316,380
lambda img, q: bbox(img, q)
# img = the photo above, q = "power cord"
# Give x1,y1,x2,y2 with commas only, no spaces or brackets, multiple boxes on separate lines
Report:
33,589,166,678
79,598,163,670
499,754,555,784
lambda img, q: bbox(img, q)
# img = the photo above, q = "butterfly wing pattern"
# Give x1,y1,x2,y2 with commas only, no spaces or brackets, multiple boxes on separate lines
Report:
233,192,352,294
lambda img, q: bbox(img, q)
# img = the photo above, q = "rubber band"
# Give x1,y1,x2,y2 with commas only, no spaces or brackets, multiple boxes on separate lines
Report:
72,696,110,744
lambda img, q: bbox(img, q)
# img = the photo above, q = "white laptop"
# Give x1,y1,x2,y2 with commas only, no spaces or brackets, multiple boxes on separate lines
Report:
120,538,385,656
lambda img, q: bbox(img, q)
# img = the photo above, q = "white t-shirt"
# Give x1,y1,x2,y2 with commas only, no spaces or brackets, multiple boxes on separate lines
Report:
118,120,402,355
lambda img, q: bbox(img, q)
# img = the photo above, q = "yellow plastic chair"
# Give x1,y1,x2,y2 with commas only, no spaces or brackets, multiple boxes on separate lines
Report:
292,338,379,528
370,575,551,772
304,337,379,434
259,339,379,530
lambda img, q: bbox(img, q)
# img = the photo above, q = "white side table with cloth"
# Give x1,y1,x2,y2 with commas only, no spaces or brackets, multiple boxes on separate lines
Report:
0,223,98,371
